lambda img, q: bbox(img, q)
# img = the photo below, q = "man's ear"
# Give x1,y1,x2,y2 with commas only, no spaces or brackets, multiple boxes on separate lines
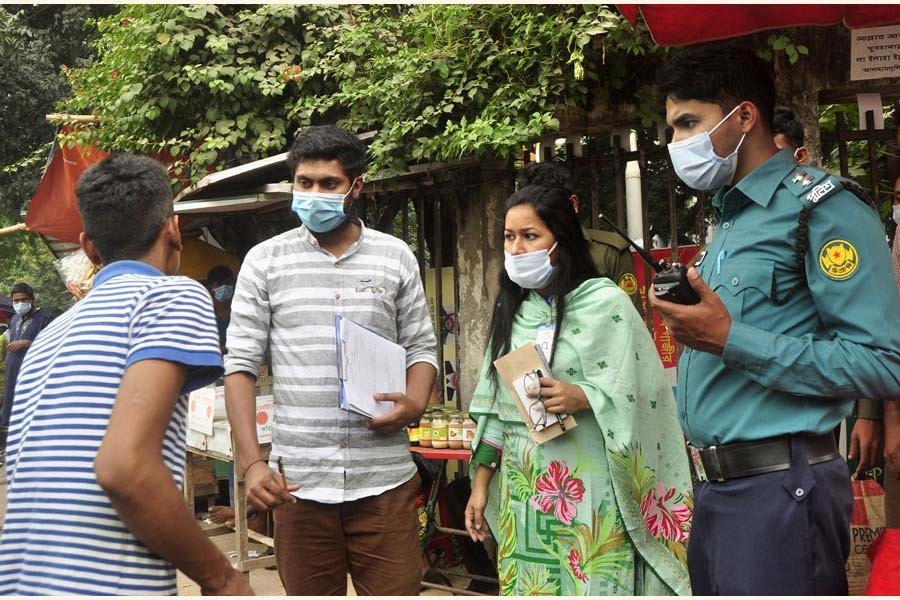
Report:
166,215,183,252
569,194,579,214
794,147,809,165
79,231,103,267
352,174,365,198
737,101,760,133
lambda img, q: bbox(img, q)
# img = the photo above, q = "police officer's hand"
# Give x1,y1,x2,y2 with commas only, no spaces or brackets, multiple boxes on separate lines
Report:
650,267,732,355
849,418,883,477
885,401,900,479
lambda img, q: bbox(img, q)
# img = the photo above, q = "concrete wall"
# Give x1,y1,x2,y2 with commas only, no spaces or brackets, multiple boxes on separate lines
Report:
454,161,512,411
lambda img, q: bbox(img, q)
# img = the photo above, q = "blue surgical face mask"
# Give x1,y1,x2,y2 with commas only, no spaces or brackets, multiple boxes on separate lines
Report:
291,178,360,233
13,301,31,315
213,285,234,303
668,105,746,191
504,242,558,289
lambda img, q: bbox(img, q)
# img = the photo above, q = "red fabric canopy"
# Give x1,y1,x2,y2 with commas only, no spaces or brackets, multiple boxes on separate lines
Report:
617,4,900,47
25,129,107,243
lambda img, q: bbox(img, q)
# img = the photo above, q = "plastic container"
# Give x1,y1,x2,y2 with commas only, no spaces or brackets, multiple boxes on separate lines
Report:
431,414,449,449
407,423,419,444
448,415,463,449
419,415,433,448
462,417,476,449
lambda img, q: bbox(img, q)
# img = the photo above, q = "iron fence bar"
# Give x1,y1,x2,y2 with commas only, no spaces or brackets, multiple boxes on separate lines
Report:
433,184,444,404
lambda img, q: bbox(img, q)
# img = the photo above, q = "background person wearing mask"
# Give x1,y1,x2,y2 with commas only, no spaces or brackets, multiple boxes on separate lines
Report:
0,283,54,464
652,44,900,595
207,264,235,354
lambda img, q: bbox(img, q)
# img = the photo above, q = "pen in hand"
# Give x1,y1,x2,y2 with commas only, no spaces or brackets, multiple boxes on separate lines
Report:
277,456,297,504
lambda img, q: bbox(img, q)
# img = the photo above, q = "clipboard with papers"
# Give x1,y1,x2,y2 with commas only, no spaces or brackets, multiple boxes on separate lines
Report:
335,315,407,418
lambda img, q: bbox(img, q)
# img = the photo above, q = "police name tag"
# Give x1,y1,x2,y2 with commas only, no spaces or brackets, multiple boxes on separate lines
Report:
535,325,555,359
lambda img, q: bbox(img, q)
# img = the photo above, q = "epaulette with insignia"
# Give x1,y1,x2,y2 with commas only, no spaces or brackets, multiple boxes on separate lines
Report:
583,228,630,252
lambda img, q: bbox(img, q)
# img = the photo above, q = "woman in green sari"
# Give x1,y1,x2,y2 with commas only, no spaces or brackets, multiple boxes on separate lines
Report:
465,185,693,595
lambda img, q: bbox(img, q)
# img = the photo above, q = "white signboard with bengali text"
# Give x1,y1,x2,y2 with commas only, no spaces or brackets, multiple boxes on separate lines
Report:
851,24,900,81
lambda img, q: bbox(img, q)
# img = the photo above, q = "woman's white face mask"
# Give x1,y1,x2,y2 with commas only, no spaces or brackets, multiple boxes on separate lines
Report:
504,242,558,289
668,105,746,191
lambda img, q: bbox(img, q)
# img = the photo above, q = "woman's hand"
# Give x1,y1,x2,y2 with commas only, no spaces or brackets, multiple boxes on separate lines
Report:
465,484,489,542
538,377,590,414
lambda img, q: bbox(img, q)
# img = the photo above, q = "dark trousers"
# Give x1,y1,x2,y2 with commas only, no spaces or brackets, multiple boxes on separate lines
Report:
688,437,853,595
274,474,422,596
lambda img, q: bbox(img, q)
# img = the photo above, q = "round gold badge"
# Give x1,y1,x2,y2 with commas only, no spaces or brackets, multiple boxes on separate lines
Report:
618,273,639,295
819,239,859,280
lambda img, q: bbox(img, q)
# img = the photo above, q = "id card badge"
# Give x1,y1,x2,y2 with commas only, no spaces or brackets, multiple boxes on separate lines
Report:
536,325,555,360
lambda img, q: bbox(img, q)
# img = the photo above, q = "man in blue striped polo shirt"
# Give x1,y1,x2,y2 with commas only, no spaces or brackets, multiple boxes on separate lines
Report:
0,155,253,595
225,125,438,595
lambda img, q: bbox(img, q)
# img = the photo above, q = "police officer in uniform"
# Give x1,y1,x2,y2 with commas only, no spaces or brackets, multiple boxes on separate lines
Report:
518,161,644,315
652,45,900,595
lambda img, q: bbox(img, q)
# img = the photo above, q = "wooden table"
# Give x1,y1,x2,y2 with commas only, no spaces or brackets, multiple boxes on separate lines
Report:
184,444,276,579
411,446,498,596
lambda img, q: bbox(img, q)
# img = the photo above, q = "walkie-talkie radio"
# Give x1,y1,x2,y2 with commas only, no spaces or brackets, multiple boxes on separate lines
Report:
597,214,700,305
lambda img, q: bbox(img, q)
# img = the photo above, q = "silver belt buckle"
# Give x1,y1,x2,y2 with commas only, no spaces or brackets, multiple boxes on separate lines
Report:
688,445,708,482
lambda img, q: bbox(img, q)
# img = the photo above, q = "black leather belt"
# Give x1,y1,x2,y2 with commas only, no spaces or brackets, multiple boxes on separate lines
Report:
687,433,840,483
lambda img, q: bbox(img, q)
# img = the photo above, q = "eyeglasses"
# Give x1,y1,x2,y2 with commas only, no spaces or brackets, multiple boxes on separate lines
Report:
523,370,565,432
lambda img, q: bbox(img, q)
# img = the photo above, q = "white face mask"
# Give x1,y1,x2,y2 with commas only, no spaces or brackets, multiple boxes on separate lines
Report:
893,204,900,225
668,105,746,191
504,242,558,289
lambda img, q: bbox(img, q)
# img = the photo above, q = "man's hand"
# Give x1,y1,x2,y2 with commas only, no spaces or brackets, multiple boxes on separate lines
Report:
849,418,883,477
7,340,30,352
649,267,732,355
244,461,298,512
365,392,425,433
885,401,900,479
537,377,590,414
201,567,255,596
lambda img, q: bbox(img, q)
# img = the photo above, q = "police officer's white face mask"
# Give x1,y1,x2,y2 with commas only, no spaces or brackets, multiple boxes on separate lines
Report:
668,105,746,191
504,242,558,289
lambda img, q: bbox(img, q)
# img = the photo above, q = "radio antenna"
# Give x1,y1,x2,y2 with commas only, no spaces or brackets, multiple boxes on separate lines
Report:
597,214,667,273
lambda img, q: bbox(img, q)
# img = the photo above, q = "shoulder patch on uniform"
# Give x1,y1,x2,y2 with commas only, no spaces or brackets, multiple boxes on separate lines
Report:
805,177,844,205
818,239,859,280
584,228,630,252
617,273,639,296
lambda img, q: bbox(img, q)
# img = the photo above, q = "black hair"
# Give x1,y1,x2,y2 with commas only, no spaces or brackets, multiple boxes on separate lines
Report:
76,154,173,264
286,125,368,182
656,44,776,131
207,265,235,286
518,161,575,197
487,185,599,388
10,282,34,299
772,106,805,148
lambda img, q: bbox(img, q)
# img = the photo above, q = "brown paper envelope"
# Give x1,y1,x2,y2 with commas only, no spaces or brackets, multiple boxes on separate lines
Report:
493,343,577,445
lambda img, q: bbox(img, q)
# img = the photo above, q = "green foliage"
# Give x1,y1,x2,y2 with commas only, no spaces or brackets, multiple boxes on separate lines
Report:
758,31,809,65
0,5,109,312
62,5,660,180
0,214,70,311
63,4,346,181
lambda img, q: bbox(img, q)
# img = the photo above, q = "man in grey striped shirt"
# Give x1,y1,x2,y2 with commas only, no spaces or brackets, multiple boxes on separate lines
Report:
225,125,437,596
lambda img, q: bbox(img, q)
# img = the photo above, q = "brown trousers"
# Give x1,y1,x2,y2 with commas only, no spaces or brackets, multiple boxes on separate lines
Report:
274,474,422,596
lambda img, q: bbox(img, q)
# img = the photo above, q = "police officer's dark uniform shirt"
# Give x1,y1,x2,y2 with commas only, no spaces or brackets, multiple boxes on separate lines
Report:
677,148,900,447
583,228,644,316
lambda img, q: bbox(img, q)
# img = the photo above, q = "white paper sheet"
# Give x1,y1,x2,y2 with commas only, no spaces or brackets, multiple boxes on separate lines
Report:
336,316,407,419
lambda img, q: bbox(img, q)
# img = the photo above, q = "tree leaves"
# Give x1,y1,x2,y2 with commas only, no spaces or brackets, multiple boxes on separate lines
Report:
60,5,662,181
